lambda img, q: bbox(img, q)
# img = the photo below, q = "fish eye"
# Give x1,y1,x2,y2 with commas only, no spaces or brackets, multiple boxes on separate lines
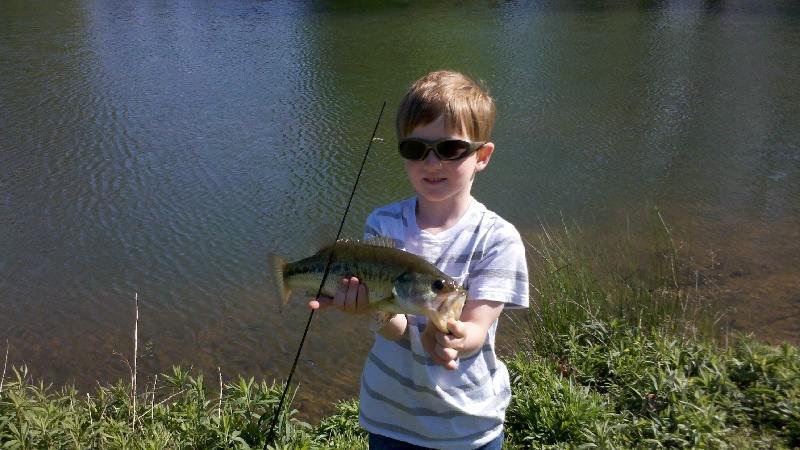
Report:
432,279,445,291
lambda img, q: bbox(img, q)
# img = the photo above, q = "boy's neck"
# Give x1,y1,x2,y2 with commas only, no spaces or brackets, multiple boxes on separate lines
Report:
415,195,473,235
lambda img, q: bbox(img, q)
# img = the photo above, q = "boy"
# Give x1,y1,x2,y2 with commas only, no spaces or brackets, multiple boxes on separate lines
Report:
310,70,529,449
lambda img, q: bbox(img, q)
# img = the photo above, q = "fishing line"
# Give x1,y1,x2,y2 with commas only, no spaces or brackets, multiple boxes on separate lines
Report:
263,101,386,448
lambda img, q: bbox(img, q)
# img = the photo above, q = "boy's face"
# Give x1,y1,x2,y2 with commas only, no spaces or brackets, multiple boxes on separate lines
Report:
402,116,493,208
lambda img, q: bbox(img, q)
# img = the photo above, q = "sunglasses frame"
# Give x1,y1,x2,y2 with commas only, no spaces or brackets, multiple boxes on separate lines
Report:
398,138,486,161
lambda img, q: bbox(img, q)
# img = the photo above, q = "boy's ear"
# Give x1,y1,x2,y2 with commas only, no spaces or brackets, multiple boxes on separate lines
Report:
475,142,494,171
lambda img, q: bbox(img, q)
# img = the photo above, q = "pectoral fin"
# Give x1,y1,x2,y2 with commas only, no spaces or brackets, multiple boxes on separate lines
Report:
364,288,407,315
369,311,397,332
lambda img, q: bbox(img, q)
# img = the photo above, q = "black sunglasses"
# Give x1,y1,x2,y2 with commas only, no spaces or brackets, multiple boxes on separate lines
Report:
398,138,486,161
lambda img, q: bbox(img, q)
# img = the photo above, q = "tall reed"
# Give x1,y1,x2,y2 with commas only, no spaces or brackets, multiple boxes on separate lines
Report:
515,209,724,360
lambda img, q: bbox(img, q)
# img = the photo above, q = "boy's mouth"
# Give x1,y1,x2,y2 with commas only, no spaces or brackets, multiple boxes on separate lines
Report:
424,177,446,184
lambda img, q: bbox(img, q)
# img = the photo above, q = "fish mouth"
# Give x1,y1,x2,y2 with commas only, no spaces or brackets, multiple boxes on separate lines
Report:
428,287,467,333
438,288,466,318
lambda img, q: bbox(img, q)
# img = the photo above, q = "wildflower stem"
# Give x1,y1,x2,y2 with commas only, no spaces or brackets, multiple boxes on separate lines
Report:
133,293,139,434
0,339,8,393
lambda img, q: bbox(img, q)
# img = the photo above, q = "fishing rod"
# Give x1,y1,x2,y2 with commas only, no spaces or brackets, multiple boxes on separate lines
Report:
263,101,387,448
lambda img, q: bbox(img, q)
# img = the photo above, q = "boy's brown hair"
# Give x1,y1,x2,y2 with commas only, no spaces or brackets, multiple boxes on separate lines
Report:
396,70,496,142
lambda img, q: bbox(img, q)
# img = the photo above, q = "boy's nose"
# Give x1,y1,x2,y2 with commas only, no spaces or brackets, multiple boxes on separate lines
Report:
423,150,442,167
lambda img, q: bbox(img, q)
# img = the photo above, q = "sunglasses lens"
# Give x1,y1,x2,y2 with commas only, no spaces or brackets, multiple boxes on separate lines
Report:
398,140,428,160
399,139,480,160
436,140,471,160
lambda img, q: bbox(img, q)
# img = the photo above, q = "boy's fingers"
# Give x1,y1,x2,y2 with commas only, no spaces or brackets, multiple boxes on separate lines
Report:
446,318,465,338
338,277,356,313
356,283,369,313
344,277,360,312
333,278,350,309
437,345,456,360
436,320,465,346
332,277,366,314
436,346,459,370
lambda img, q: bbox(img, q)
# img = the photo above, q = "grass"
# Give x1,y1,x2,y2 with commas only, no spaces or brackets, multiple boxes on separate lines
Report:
513,209,725,360
2,335,796,449
503,324,800,449
0,364,314,449
1,210,798,449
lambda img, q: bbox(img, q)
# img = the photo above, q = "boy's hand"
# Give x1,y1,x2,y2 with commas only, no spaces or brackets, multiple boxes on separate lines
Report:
308,277,369,315
421,300,505,370
421,318,466,370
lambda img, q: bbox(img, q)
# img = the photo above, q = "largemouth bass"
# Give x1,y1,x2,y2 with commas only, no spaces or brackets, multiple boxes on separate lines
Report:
268,238,466,333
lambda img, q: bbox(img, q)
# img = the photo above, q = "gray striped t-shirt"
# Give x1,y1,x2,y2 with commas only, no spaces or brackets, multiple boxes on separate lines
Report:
359,197,529,449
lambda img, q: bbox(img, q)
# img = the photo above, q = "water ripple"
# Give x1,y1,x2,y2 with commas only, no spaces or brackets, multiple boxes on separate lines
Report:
2,0,799,422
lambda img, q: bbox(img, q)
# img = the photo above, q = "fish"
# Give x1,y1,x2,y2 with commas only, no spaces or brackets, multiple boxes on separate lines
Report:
268,238,467,333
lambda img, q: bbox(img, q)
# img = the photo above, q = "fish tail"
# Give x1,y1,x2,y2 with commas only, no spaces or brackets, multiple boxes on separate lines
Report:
267,253,290,309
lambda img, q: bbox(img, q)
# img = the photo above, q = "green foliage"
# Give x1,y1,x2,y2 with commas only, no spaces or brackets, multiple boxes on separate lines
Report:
726,339,800,447
503,320,800,449
3,329,795,450
0,365,312,449
505,356,616,447
312,399,367,449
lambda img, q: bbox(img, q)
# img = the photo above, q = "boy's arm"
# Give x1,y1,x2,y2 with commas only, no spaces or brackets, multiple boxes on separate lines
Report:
375,313,408,341
421,299,505,370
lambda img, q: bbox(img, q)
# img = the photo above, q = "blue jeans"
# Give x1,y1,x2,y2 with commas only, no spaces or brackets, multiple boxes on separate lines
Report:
368,431,504,450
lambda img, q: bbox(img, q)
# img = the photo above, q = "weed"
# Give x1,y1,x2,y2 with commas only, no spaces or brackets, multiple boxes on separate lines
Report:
0,365,311,449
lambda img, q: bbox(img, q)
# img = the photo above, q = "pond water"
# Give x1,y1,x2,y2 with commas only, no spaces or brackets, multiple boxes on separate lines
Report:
2,0,798,420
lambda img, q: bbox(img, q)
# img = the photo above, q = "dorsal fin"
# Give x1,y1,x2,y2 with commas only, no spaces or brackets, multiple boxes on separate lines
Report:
308,225,354,253
364,235,397,248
